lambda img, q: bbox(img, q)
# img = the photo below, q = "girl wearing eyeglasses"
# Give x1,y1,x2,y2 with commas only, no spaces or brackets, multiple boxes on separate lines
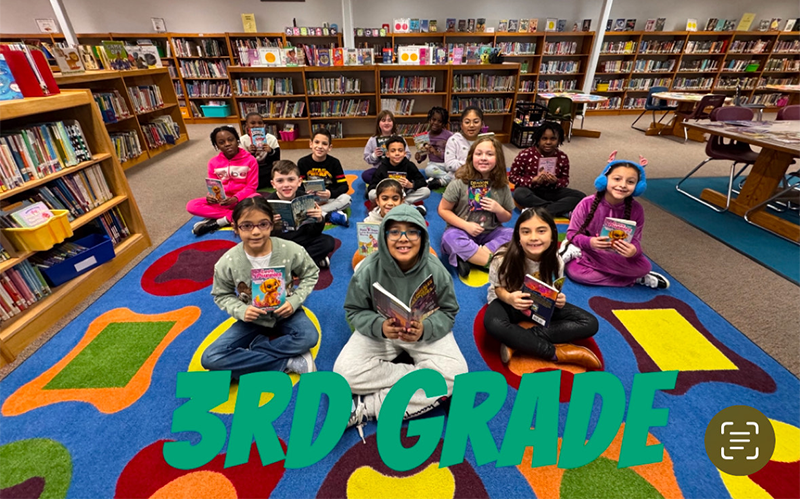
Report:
204,196,321,378
336,204,468,443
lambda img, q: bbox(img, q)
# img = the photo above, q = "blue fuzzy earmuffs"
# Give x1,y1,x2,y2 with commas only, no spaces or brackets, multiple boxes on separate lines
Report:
593,150,648,197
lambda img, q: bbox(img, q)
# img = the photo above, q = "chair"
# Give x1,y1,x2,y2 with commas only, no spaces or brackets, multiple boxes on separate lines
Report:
547,96,574,141
673,94,727,142
676,106,759,212
777,105,800,121
744,179,800,245
631,86,677,132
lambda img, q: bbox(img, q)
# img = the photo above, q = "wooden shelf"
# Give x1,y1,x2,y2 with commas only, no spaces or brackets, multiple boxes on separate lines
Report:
187,96,233,100
307,92,376,97
181,77,230,80
135,103,178,116
309,115,376,120
377,92,447,96
235,94,306,99
451,90,516,94
0,153,112,201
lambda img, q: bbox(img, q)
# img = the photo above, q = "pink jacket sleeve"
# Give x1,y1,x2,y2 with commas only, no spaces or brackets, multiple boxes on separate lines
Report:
566,196,593,250
629,200,646,254
236,155,260,200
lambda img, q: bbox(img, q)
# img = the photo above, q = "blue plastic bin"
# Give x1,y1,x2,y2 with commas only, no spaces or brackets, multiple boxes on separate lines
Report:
39,233,116,287
200,104,231,117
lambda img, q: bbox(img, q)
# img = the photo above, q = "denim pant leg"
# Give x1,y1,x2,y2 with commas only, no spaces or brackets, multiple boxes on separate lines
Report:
201,320,274,378
249,308,319,368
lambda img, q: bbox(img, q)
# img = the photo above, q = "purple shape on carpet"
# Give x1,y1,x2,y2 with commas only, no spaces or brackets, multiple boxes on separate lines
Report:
154,248,230,284
0,476,46,499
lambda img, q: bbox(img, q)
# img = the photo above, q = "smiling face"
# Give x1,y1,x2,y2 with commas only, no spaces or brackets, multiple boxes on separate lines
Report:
215,130,239,159
518,214,553,261
379,115,394,135
387,141,406,166
461,111,483,140
385,221,422,271
604,165,639,205
309,133,332,161
234,208,273,256
537,128,559,155
245,114,265,132
377,188,403,217
271,170,302,200
429,112,444,134
471,140,497,178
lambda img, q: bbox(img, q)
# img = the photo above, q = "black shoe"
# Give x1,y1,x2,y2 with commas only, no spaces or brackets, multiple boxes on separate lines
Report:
456,257,471,278
427,178,444,190
416,205,427,217
192,219,219,236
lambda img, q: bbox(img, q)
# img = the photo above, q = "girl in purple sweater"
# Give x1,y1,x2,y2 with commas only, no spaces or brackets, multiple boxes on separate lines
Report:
561,151,670,289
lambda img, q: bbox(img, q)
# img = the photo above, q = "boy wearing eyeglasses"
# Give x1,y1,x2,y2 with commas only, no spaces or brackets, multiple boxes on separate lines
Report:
335,204,468,443
266,160,335,269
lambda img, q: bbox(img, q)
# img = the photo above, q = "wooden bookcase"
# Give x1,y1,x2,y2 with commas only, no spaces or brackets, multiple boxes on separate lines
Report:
170,33,235,123
495,32,546,99
450,63,520,141
54,68,189,170
0,90,151,366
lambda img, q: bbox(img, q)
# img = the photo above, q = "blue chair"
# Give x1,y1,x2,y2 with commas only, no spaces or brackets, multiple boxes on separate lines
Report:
630,86,677,132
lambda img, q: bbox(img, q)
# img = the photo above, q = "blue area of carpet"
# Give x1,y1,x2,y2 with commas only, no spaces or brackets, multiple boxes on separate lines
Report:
643,176,800,284
0,172,797,498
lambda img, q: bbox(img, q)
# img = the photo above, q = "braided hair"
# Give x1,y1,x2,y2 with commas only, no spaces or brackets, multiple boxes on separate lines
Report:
427,106,449,127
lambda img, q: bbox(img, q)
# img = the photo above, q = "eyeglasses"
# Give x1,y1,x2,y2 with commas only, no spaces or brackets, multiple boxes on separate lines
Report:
237,221,272,232
386,229,421,241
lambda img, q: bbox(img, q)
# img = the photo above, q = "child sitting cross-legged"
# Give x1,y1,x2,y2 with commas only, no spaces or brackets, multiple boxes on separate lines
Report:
266,160,335,269
335,204,468,443
239,112,280,189
367,135,431,216
297,129,351,227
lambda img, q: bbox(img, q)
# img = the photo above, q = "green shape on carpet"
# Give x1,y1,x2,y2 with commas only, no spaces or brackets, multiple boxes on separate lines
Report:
44,321,176,390
561,457,663,499
0,438,72,499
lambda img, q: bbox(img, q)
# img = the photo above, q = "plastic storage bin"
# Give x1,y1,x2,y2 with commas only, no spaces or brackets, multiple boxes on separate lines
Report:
279,129,299,141
200,103,231,117
2,210,73,252
39,233,115,287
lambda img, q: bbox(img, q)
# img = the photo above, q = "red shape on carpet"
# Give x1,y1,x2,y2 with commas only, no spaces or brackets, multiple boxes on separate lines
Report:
750,459,800,499
141,240,236,296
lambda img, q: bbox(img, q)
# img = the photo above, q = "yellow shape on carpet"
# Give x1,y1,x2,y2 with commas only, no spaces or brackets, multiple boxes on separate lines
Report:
346,463,455,499
459,268,489,287
150,471,237,499
613,308,737,372
718,472,772,499
770,419,799,462
188,308,322,414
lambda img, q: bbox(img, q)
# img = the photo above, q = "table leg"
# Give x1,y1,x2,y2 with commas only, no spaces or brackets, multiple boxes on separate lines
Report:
645,102,706,142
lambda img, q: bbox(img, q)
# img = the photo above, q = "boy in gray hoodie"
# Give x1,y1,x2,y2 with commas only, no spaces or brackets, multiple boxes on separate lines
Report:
335,204,468,442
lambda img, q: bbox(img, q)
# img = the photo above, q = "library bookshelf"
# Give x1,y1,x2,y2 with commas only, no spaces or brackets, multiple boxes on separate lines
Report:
54,68,189,170
0,90,151,366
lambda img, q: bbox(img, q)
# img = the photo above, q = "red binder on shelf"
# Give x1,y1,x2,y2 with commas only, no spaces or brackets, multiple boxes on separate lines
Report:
0,45,60,97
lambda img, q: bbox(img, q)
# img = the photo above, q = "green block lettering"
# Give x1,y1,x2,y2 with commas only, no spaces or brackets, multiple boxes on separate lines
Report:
618,371,678,468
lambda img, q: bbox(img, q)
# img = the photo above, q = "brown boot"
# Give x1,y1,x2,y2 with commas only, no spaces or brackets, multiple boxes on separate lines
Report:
554,344,602,370
499,343,514,364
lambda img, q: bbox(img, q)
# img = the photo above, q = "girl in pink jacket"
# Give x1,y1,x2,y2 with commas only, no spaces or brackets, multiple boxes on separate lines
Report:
187,126,260,236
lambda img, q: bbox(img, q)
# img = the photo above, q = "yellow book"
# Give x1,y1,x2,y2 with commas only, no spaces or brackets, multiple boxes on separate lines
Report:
242,14,257,33
737,13,756,31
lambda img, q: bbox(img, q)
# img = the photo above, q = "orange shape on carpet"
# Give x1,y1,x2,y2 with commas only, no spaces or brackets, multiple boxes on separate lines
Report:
346,174,358,196
2,307,201,416
150,471,237,499
518,423,684,499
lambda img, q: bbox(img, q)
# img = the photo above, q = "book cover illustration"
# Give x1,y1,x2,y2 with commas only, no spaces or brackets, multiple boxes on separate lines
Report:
530,19,539,32
686,19,698,31
283,47,300,66
714,19,727,31
498,20,509,32
614,19,626,31
446,19,456,32
53,46,85,74
737,13,756,31
249,127,266,149
655,18,667,31
388,171,407,181
359,48,374,65
413,132,430,150
206,178,226,202
101,41,132,70
410,19,420,32
458,19,467,32
509,20,519,32
468,19,476,33
520,19,529,32
557,19,567,32
724,20,737,31
268,194,316,231
785,19,797,32
523,274,560,327
600,217,637,244
429,20,438,32
468,179,489,211
705,18,718,31
451,46,464,64
372,274,439,329
421,19,430,32
644,19,656,32
770,18,781,30
545,19,557,32
582,19,592,31
376,135,390,153
258,47,280,66
11,202,53,228
477,18,486,32
758,20,770,31
606,19,613,31
0,55,24,101
303,178,326,193
538,156,557,175
317,48,331,67
345,48,358,66
251,267,286,311
625,19,636,31
357,222,380,256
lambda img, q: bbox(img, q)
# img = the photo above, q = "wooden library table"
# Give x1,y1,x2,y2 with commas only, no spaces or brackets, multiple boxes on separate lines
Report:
536,92,609,138
683,120,800,242
766,85,800,106
648,92,732,142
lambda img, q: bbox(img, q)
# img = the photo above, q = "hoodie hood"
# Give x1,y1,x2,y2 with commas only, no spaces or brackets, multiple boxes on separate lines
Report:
378,204,430,276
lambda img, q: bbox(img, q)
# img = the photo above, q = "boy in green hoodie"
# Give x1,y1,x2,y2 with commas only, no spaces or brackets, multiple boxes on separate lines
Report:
335,204,468,443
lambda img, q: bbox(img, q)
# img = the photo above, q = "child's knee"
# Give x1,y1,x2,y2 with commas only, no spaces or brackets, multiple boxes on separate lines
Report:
200,348,224,371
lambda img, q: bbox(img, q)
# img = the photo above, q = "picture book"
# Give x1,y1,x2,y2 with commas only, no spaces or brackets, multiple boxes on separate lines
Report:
451,46,463,64
242,13,257,33
359,48,374,65
421,19,430,32
268,194,316,231
557,19,567,32
758,20,769,31
785,19,797,32
357,222,380,256
715,19,726,31
388,171,407,181
519,19,529,32
458,19,467,32
205,178,226,202
78,45,99,70
258,47,281,66
498,20,508,32
317,48,331,67
130,45,162,68
600,217,637,244
303,178,326,193
382,47,394,64
433,47,447,64
737,13,756,31
705,18,718,31
251,267,287,312
686,19,698,31
283,47,300,66
446,19,456,32
614,19,626,31
477,18,486,32
345,48,359,66
625,19,636,31
372,274,439,329
0,55,23,101
508,20,519,32
465,46,479,65
769,18,781,30
724,20,737,31
523,274,564,327
410,19,420,32
655,18,667,31
529,19,539,32
468,179,490,211
10,202,53,228
644,19,656,32
606,19,613,31
582,19,592,31
249,127,267,149
376,135,391,153
413,132,430,150
538,157,557,175
429,20,438,32
53,46,85,74
468,19,476,33
101,41,132,70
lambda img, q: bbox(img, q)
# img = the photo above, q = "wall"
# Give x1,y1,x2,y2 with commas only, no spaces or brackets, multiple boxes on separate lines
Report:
1,0,797,35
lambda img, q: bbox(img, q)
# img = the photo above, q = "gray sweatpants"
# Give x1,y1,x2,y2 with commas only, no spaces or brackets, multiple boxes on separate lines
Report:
333,332,468,419
320,193,351,213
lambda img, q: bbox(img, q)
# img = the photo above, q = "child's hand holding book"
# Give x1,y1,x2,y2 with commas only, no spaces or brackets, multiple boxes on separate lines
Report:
220,195,239,207
590,235,612,251
382,317,405,339
307,202,324,222
244,305,267,322
506,290,534,311
611,239,637,258
399,320,423,342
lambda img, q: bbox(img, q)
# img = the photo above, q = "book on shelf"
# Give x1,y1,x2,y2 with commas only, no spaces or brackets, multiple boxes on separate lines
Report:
705,18,718,31
251,267,287,312
758,20,769,31
655,18,666,31
625,19,636,31
530,19,539,32
53,46,85,74
600,217,636,245
205,178,226,202
476,18,486,32
714,19,726,31
582,19,592,32
508,20,519,32
518,19,529,32
606,19,613,31
723,20,737,31
498,20,508,32
421,19,430,32
686,19,698,31
241,13,257,33
429,20,438,32
785,19,797,32
9,201,54,228
317,48,331,67
446,19,456,32
101,41,132,71
357,222,380,256
258,47,281,66
0,261,51,321
372,274,439,330
557,19,567,32
522,274,565,327
737,13,756,31
644,19,656,32
770,18,781,31
614,19,625,31
268,194,316,231
125,45,162,69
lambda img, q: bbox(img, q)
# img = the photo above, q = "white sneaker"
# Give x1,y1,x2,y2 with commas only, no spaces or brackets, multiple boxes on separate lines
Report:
558,243,583,264
285,351,316,375
636,271,670,289
347,394,371,444
499,343,513,364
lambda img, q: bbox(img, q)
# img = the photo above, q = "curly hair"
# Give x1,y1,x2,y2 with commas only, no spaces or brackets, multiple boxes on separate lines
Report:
533,121,565,148
427,106,449,126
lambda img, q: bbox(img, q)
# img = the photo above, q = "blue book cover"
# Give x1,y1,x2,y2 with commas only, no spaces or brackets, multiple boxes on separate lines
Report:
0,55,23,101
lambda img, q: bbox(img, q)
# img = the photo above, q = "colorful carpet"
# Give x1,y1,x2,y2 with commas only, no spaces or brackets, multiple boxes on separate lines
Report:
642,177,800,285
0,172,798,499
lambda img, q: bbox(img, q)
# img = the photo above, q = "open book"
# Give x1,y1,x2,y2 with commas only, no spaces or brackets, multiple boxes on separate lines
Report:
523,274,565,327
206,178,226,202
251,267,287,312
268,194,316,231
372,274,439,329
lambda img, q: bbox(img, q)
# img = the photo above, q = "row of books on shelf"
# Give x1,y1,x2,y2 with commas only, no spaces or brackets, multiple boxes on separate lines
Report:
396,122,430,135
308,100,370,118
380,76,436,94
626,78,672,90
760,76,799,86
127,85,164,113
172,38,226,58
93,91,132,124
599,60,633,73
186,81,231,98
723,59,759,72
237,101,306,118
633,59,675,73
774,40,800,52
231,37,283,52
173,82,184,98
0,120,92,191
765,59,799,71
167,65,178,78
451,97,512,114
452,75,515,92
298,46,376,67
678,60,720,72
233,77,295,96
716,77,758,90
0,261,51,322
311,123,344,139
110,131,143,163
593,79,626,91
141,116,181,149
94,207,130,245
600,41,636,54
543,41,580,55
673,78,714,90
728,39,772,54
179,60,229,78
536,80,579,91
380,98,415,116
308,77,361,95
495,42,537,55
540,60,581,74
638,40,685,54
